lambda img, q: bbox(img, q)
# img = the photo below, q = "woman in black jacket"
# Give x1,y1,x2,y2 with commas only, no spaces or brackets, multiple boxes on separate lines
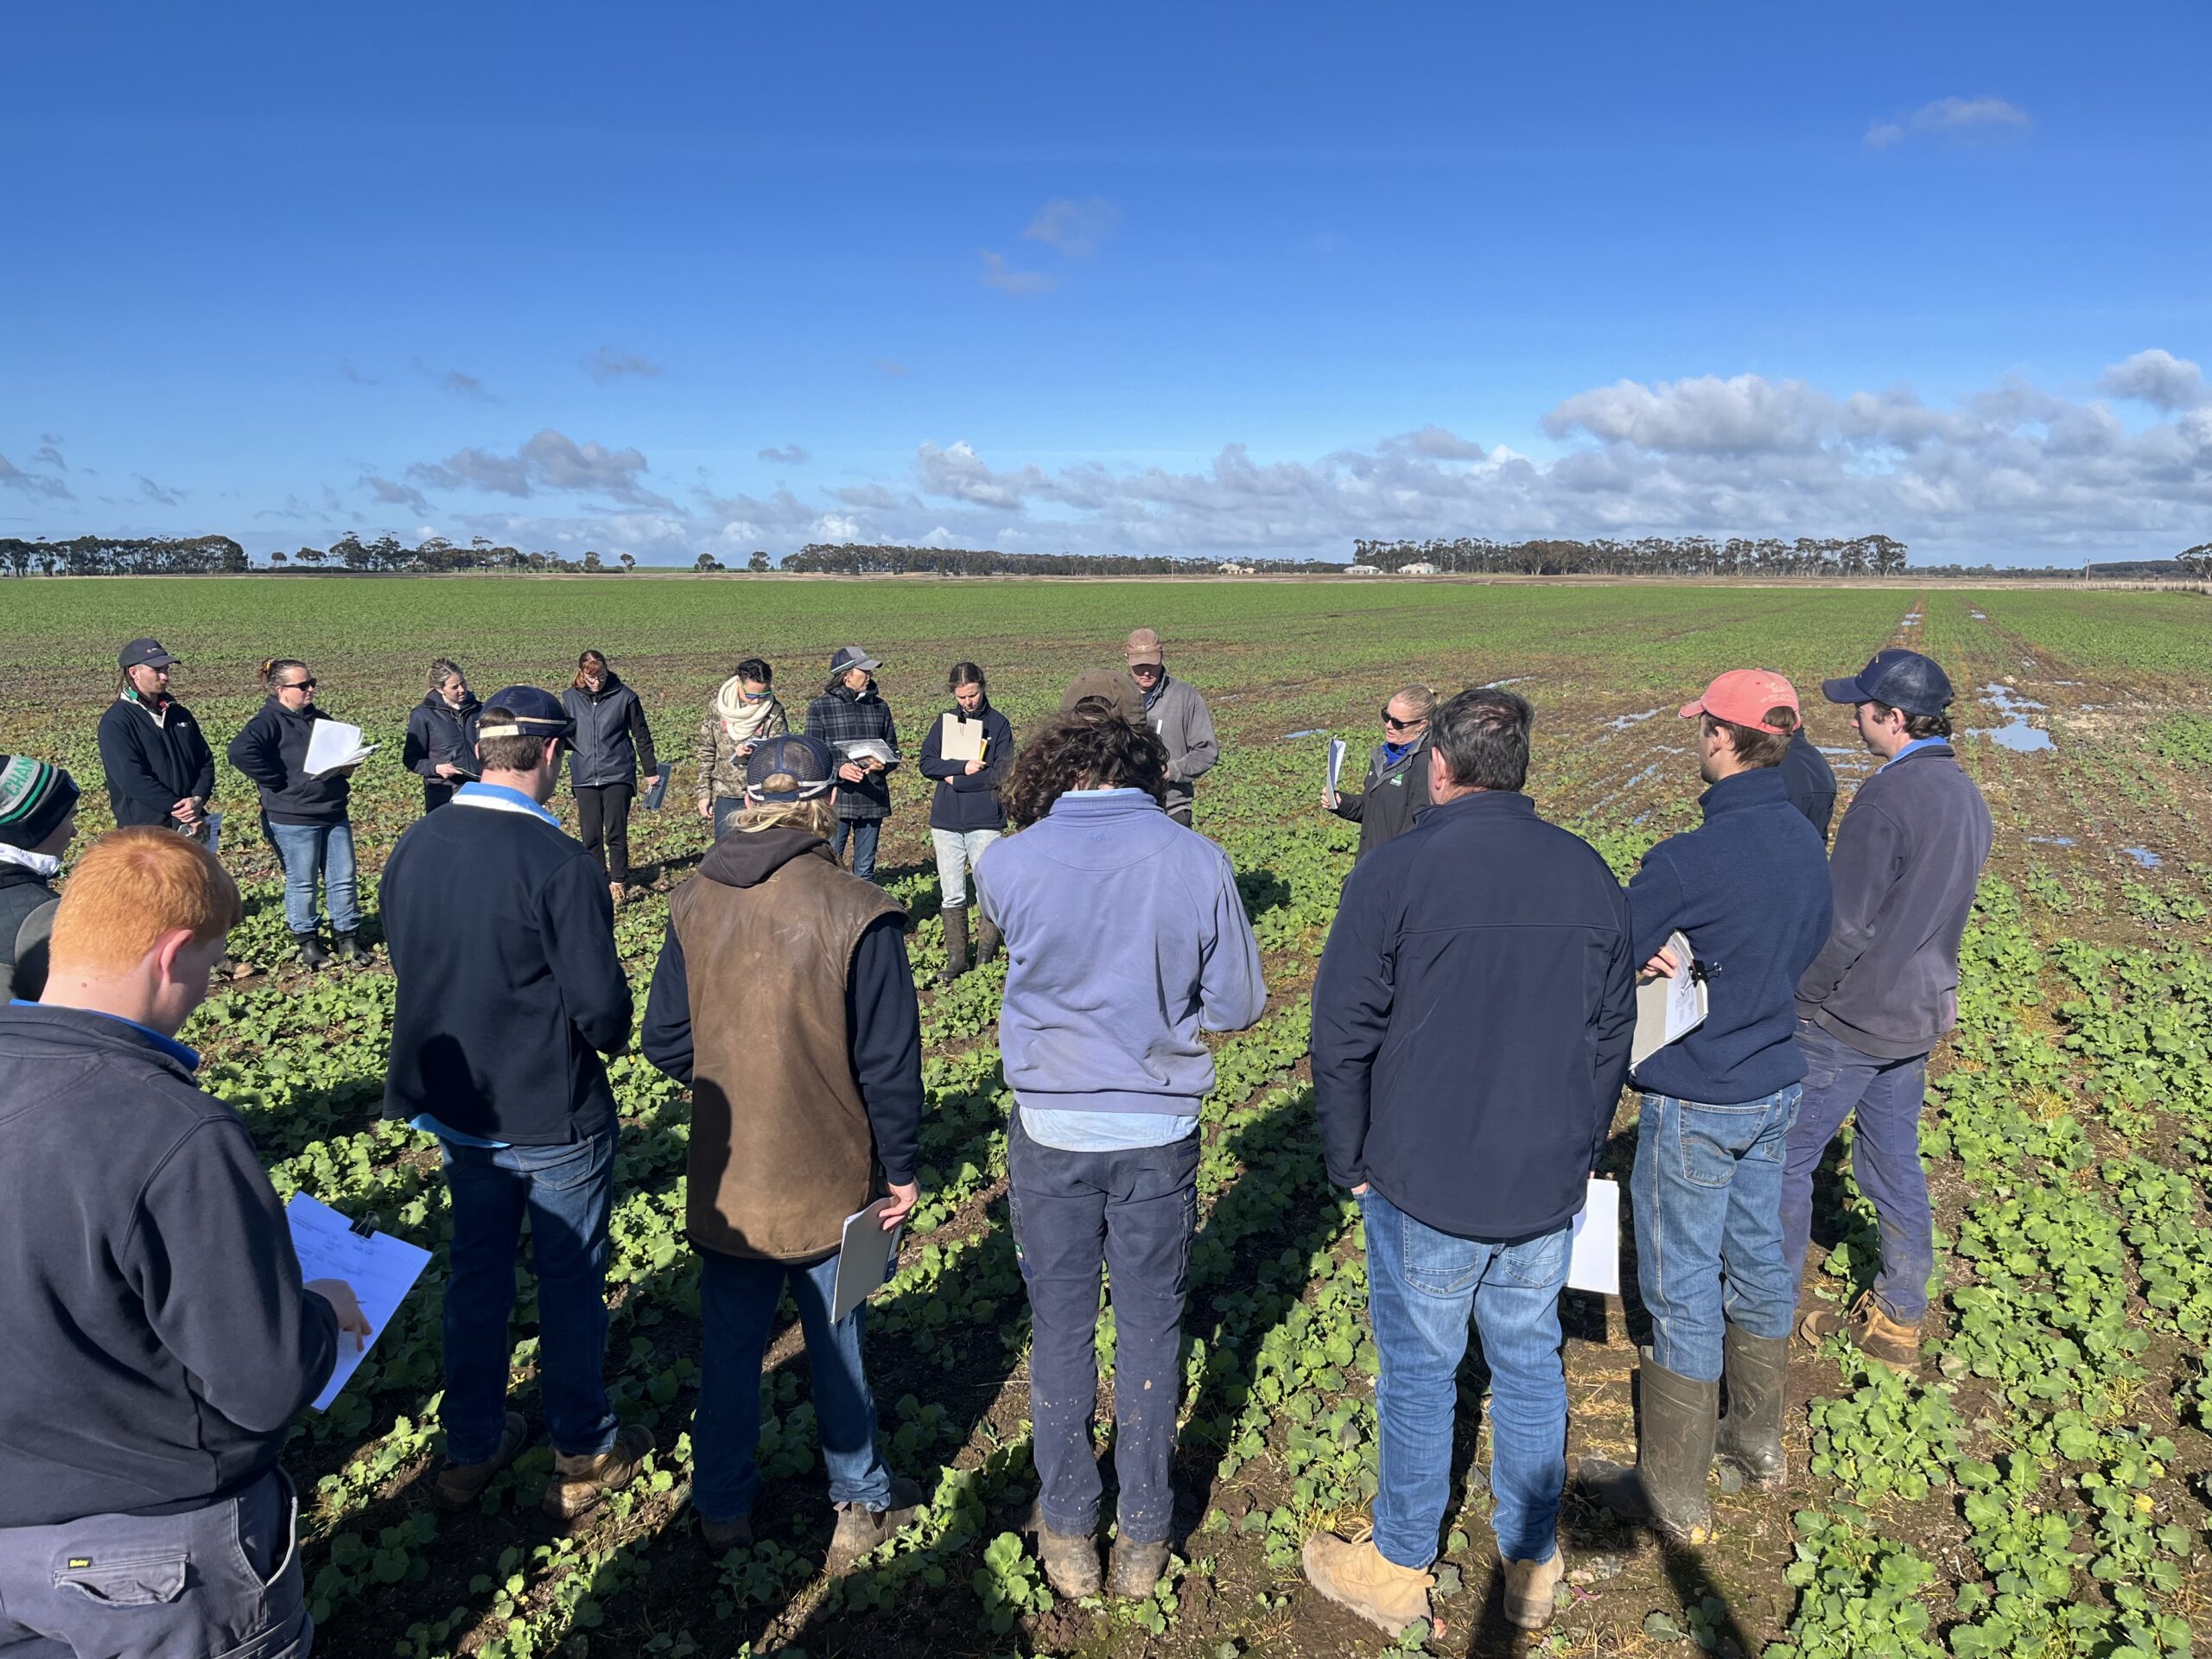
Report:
562,649,658,906
1325,683,1439,863
226,658,363,967
402,658,483,814
917,662,1014,982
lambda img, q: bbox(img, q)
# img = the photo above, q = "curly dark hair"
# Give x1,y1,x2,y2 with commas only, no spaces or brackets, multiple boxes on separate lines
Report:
1001,710,1170,827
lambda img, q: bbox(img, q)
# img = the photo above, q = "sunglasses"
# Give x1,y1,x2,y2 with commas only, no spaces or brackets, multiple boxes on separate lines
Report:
1130,661,1163,674
1381,709,1425,729
282,677,317,690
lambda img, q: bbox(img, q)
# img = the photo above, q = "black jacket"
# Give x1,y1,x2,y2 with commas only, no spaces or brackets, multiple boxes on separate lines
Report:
1780,730,1838,842
404,691,484,781
99,693,217,828
804,679,900,822
226,697,352,825
640,827,924,1185
379,787,634,1143
0,863,60,1003
1310,791,1637,1241
918,701,1014,832
1328,732,1436,861
1798,741,1993,1060
0,1004,338,1525
563,674,658,790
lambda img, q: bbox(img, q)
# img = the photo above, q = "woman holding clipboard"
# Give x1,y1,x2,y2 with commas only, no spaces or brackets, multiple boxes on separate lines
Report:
917,663,1013,983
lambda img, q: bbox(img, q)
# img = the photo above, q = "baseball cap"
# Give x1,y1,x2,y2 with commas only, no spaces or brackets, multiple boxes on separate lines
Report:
745,733,836,801
118,638,177,670
1060,669,1146,725
1678,669,1802,734
0,755,79,851
1123,628,1164,666
477,685,576,747
1821,649,1954,717
830,645,881,676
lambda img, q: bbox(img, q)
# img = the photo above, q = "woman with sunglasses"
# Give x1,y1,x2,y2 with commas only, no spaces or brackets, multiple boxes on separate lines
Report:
1323,683,1439,863
694,658,787,838
227,658,365,968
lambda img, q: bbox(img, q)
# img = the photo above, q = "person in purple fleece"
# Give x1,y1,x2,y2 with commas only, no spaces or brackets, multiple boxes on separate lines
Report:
974,701,1265,1602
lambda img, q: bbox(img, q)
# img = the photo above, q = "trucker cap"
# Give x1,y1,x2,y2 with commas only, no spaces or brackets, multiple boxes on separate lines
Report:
830,645,881,676
1821,649,1954,718
745,732,837,801
477,685,576,747
1678,669,1802,734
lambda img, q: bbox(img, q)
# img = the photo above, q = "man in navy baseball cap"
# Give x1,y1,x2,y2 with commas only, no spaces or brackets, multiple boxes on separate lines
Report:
476,685,577,749
1821,649,1953,718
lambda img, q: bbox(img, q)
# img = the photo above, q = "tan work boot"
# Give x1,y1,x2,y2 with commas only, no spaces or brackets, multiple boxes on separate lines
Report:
1501,1541,1567,1630
1036,1525,1102,1598
1799,1291,1922,1375
1300,1534,1433,1637
543,1424,653,1522
1108,1537,1170,1599
825,1474,926,1573
433,1411,527,1511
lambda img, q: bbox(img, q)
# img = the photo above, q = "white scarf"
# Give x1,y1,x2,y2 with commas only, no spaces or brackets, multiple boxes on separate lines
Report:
715,677,784,742
0,843,63,879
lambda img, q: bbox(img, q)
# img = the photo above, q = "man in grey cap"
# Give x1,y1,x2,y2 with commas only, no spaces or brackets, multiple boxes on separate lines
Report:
804,647,900,884
1123,629,1217,828
1782,649,1991,1376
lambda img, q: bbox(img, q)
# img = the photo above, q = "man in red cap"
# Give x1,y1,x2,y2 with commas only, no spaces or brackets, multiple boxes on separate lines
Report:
1580,671,1832,1542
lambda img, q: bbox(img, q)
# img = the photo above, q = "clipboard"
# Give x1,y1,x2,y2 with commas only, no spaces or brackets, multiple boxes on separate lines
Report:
830,1198,902,1322
938,714,987,764
285,1194,431,1411
641,762,673,811
1325,738,1348,806
1631,930,1709,1068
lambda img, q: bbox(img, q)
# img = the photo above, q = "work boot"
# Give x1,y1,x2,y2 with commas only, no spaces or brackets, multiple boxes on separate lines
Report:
433,1412,527,1511
607,880,626,910
1798,1291,1922,1376
697,1511,754,1554
1578,1355,1719,1543
937,905,971,985
1714,1326,1790,1491
1300,1534,1433,1637
333,931,368,963
1108,1537,1171,1599
1033,1521,1103,1598
824,1474,926,1573
543,1423,654,1522
976,913,1002,966
293,931,331,969
1500,1541,1567,1630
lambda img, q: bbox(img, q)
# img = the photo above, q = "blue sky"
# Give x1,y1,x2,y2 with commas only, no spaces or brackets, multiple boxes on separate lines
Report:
4,3,2208,565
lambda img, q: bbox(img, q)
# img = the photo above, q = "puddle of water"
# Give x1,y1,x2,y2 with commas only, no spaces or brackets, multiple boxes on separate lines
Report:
1281,728,1326,741
1605,708,1662,732
1971,682,2056,751
1902,612,1923,623
2027,836,2076,847
1970,610,1987,619
2124,847,2164,869
1631,810,1650,826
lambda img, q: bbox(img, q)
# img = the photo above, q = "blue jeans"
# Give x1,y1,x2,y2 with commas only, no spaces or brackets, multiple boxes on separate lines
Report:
1631,1086,1801,1382
1360,1188,1569,1569
1781,1022,1934,1323
830,817,881,883
268,818,361,937
1008,1113,1198,1545
439,1125,620,1464
692,1249,893,1523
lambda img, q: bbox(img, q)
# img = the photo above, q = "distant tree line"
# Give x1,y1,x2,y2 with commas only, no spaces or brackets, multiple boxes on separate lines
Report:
0,535,249,577
1351,534,1912,577
781,543,1344,576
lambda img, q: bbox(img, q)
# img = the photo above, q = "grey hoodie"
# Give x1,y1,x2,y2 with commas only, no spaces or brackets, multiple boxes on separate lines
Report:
1796,741,1992,1059
1141,674,1219,811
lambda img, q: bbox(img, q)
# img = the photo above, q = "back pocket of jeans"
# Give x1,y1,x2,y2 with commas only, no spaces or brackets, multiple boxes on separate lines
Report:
1401,1216,1484,1297
54,1551,188,1606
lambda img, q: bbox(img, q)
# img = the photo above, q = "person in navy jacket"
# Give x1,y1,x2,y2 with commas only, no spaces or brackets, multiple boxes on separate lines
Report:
916,662,1014,982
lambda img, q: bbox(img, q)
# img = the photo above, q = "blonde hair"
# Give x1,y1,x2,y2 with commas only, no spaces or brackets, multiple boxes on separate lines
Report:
1390,683,1439,720
49,827,242,976
728,791,836,839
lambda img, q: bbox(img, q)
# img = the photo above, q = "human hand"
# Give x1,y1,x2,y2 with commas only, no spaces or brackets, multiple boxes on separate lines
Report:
736,742,754,759
306,1278,372,1350
963,760,985,776
838,762,866,784
172,797,201,823
1640,944,1681,982
879,1183,919,1230
1320,789,1338,810
864,757,885,772
1351,1182,1370,1197
696,798,713,820
435,763,463,780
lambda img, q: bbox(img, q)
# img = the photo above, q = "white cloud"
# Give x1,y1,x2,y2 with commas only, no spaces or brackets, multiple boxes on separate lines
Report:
582,346,664,384
0,452,72,502
360,474,430,514
1542,375,1836,454
1866,95,2031,149
979,250,1057,296
410,429,673,509
1023,196,1121,259
2097,348,2208,412
758,444,810,466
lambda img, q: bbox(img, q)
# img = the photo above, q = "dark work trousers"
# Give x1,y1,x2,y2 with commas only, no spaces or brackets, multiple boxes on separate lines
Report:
1007,1111,1198,1545
575,782,636,886
423,779,457,814
0,1468,311,1656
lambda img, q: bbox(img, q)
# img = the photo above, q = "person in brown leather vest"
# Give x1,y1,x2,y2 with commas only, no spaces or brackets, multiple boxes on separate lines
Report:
640,733,931,1567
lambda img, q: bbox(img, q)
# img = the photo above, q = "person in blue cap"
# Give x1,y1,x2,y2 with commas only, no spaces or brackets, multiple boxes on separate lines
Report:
1783,649,1991,1376
378,686,652,1524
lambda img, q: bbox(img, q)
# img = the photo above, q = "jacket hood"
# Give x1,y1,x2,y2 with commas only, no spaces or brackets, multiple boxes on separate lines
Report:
698,824,836,888
577,671,626,700
265,696,323,724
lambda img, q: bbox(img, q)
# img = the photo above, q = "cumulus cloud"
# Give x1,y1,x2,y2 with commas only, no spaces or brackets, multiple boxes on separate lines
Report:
360,474,430,514
31,442,67,471
1542,375,1835,454
979,250,1057,296
2097,348,2208,412
340,359,379,385
410,429,673,509
0,452,72,502
1023,196,1121,259
758,444,810,466
1866,95,2031,149
583,346,664,384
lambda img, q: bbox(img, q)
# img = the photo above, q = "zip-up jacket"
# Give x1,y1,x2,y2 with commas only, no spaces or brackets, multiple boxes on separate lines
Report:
1329,732,1436,861
226,697,352,825
0,1004,339,1526
0,862,60,1003
98,693,217,828
1141,674,1218,812
563,673,658,790
403,691,484,780
918,701,1014,832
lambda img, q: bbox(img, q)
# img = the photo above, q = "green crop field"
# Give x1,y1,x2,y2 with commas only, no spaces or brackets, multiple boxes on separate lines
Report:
3,576,2211,1659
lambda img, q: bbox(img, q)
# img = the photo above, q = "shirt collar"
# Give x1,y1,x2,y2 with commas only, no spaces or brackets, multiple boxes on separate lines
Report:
452,780,562,827
0,843,64,879
1882,735,1948,771
1697,767,1788,815
7,1000,200,1071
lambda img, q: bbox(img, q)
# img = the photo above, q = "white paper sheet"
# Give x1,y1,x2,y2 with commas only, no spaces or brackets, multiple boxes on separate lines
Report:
830,1198,903,1323
1567,1177,1622,1295
938,713,988,764
1325,737,1348,805
1630,930,1708,1068
836,738,898,770
302,719,377,780
286,1193,432,1411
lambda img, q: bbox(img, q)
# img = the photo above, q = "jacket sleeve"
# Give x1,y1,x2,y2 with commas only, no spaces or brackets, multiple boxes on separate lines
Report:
1330,790,1366,823
692,716,719,803
917,711,959,779
1624,846,1688,970
639,921,694,1084
1796,798,1903,1012
226,710,288,795
970,715,1014,791
1168,690,1219,784
1308,860,1394,1189
537,851,634,1055
847,915,923,1185
129,1119,340,1433
403,707,436,779
882,705,902,763
1589,888,1638,1168
187,721,216,802
3,896,59,1002
99,707,175,819
627,691,658,778
1198,852,1268,1033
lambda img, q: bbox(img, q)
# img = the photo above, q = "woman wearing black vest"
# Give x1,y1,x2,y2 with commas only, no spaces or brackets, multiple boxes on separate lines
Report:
227,658,363,968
